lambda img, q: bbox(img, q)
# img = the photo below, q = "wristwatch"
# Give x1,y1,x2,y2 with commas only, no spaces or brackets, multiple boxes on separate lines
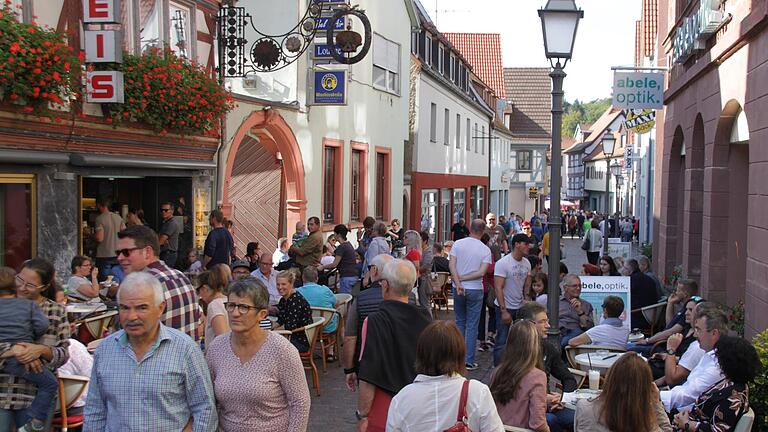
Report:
578,312,585,316
355,410,368,421
667,348,676,356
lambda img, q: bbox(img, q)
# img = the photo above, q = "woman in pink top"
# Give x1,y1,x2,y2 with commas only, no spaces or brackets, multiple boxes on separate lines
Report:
490,320,549,432
206,278,310,431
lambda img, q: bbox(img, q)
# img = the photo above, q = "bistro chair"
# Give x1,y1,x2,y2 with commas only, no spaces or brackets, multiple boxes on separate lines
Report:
311,306,343,372
75,310,118,341
564,345,627,371
631,301,667,335
278,316,325,396
52,374,90,431
86,338,105,353
734,408,755,432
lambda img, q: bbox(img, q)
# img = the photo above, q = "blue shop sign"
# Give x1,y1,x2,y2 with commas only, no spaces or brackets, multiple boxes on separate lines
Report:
315,16,345,31
313,70,347,105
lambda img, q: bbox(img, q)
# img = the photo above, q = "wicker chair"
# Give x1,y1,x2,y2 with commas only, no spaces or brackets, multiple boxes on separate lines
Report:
277,316,325,396
312,306,343,372
52,374,90,431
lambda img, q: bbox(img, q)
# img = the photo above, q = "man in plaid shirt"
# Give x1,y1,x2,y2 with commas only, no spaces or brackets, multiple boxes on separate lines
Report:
117,225,201,341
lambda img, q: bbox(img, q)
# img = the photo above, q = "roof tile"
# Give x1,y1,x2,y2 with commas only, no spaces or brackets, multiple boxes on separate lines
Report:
442,33,506,98
503,67,552,139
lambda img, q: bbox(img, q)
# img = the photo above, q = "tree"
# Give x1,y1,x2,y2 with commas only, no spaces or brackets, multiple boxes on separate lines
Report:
562,98,612,138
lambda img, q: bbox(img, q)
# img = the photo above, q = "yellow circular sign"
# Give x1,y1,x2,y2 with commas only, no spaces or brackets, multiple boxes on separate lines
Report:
321,73,338,91
625,109,656,134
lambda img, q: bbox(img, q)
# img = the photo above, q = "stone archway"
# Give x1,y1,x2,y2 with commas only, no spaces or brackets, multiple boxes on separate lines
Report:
657,126,685,278
701,100,749,303
682,114,705,282
222,109,306,251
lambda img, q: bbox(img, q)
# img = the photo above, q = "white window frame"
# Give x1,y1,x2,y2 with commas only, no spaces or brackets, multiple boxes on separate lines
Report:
455,114,461,149
430,103,437,143
372,32,401,95
425,35,433,66
443,108,450,146
438,44,445,75
449,54,456,82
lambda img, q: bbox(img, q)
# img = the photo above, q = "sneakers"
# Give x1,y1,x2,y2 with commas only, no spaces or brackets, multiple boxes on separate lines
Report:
18,419,45,432
465,362,479,371
477,341,487,352
486,336,496,347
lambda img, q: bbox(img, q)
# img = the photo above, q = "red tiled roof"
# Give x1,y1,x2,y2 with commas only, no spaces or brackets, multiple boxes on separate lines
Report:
442,33,506,98
643,0,658,58
635,20,642,67
503,67,552,138
562,136,577,151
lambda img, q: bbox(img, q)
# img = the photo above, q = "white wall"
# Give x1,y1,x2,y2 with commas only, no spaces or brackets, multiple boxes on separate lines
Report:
223,0,415,224
413,72,491,177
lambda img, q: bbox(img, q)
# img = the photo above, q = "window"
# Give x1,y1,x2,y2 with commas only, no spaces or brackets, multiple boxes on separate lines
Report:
140,0,162,53
373,33,401,94
466,118,471,150
430,103,437,142
443,108,450,145
375,149,391,220
481,126,485,155
322,139,343,224
473,123,478,153
425,35,433,66
411,32,419,56
458,63,465,89
456,114,461,149
0,175,35,269
452,189,465,225
421,190,437,237
469,186,485,220
350,149,363,222
438,45,445,74
449,54,457,82
136,0,195,58
517,150,532,171
440,189,451,242
169,2,191,58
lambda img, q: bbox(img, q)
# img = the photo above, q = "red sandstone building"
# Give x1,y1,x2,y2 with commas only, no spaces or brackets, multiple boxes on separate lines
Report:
654,0,768,336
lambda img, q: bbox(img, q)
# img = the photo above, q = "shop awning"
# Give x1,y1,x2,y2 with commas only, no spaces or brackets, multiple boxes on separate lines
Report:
69,153,217,170
0,148,70,164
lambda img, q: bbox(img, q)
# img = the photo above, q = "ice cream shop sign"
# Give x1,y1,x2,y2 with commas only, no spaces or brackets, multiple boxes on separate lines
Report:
83,0,125,103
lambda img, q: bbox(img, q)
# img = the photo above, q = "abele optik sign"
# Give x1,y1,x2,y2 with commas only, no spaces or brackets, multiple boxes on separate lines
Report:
83,0,125,103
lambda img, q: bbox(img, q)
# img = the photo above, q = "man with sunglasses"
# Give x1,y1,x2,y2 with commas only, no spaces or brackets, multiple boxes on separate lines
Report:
117,225,201,341
158,202,180,269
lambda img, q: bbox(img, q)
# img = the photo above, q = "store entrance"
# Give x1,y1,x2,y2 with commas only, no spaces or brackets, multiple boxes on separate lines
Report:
81,176,192,269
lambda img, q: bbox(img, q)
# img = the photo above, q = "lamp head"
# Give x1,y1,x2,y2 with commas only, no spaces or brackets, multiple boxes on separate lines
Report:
538,0,584,63
602,128,617,157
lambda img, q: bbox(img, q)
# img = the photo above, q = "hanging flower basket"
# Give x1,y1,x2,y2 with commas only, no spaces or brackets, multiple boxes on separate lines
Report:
0,2,82,116
103,48,234,136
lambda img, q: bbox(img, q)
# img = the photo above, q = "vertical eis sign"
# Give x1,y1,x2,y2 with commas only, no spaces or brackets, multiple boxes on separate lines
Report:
83,0,124,103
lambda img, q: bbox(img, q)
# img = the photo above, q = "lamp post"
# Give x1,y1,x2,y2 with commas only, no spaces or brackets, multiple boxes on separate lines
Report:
611,160,623,243
601,130,616,254
539,0,583,348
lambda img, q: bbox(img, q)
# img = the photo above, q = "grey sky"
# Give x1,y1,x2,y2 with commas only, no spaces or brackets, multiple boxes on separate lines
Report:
420,0,642,103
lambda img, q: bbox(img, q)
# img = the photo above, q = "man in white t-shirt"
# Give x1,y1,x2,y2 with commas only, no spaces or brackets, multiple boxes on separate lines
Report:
568,295,629,349
492,233,532,365
449,219,492,370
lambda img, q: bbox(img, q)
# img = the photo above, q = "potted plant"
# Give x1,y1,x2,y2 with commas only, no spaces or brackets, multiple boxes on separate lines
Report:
0,1,82,116
101,48,233,136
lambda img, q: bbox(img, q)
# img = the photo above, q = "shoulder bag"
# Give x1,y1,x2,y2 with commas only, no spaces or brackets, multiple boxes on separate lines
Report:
444,379,472,432
581,232,591,251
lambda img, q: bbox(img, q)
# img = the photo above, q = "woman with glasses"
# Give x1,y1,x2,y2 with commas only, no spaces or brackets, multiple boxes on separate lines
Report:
206,278,310,431
196,270,229,350
66,255,101,302
275,270,313,352
0,258,70,431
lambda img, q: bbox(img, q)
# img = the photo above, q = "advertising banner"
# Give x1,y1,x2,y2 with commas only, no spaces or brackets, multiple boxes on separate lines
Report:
612,72,664,109
312,70,347,105
607,238,632,260
578,276,632,330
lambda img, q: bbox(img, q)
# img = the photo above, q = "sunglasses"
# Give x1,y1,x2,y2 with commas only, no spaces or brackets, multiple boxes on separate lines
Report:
115,247,143,257
690,295,704,303
161,208,172,212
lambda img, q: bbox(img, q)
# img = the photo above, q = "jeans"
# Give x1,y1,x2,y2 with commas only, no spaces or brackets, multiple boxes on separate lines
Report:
3,359,58,422
0,385,57,430
560,327,585,348
453,287,484,364
546,407,575,432
477,291,497,341
493,306,520,365
338,276,358,295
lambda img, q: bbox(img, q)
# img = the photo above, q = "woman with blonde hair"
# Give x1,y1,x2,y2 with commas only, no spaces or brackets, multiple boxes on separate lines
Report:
574,353,671,432
490,320,549,431
275,270,313,352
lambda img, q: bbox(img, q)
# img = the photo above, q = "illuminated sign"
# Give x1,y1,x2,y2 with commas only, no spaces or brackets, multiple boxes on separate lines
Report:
673,0,723,64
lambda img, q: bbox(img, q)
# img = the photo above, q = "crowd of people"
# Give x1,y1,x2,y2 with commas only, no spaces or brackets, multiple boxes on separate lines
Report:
0,206,760,432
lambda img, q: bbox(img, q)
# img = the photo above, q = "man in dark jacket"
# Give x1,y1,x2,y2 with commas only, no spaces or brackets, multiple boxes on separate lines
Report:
624,258,659,330
519,302,576,431
356,259,432,432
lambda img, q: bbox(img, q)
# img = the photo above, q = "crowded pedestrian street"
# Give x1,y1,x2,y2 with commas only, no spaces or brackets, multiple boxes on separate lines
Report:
1,0,767,431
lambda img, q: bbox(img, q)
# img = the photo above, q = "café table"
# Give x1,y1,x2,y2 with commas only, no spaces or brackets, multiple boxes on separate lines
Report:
65,302,107,315
561,389,601,410
574,352,622,374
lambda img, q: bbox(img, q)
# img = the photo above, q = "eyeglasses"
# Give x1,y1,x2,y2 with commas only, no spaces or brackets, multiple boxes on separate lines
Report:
15,275,45,291
224,302,262,314
161,208,172,212
115,247,143,257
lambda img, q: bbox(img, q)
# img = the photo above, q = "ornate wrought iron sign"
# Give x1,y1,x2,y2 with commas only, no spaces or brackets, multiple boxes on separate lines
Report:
218,1,371,77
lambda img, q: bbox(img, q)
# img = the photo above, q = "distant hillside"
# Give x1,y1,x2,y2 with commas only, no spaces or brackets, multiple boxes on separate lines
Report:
562,98,612,138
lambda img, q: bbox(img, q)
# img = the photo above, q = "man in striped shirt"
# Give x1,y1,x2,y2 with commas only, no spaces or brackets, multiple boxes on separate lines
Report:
117,225,201,341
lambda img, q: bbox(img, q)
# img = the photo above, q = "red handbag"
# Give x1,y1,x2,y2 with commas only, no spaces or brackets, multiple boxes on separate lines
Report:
444,379,471,432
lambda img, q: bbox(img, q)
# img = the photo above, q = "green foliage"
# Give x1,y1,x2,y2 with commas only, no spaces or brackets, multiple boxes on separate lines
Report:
752,329,768,429
640,243,653,261
0,2,82,116
562,98,612,138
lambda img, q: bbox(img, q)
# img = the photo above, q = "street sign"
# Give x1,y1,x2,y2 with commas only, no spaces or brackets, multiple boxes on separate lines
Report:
312,43,343,60
612,72,664,109
311,70,347,105
625,145,633,169
315,16,345,31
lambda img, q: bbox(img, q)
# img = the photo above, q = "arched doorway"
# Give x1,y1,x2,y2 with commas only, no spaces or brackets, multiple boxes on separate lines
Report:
701,101,749,303
683,115,705,281
658,126,685,277
223,109,306,255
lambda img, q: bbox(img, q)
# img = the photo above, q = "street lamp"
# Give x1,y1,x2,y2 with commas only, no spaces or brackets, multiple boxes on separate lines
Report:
610,160,623,241
539,0,583,348
601,129,616,254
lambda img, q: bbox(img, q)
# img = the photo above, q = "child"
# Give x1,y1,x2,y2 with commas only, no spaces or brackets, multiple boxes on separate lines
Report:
0,267,58,432
292,220,308,247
